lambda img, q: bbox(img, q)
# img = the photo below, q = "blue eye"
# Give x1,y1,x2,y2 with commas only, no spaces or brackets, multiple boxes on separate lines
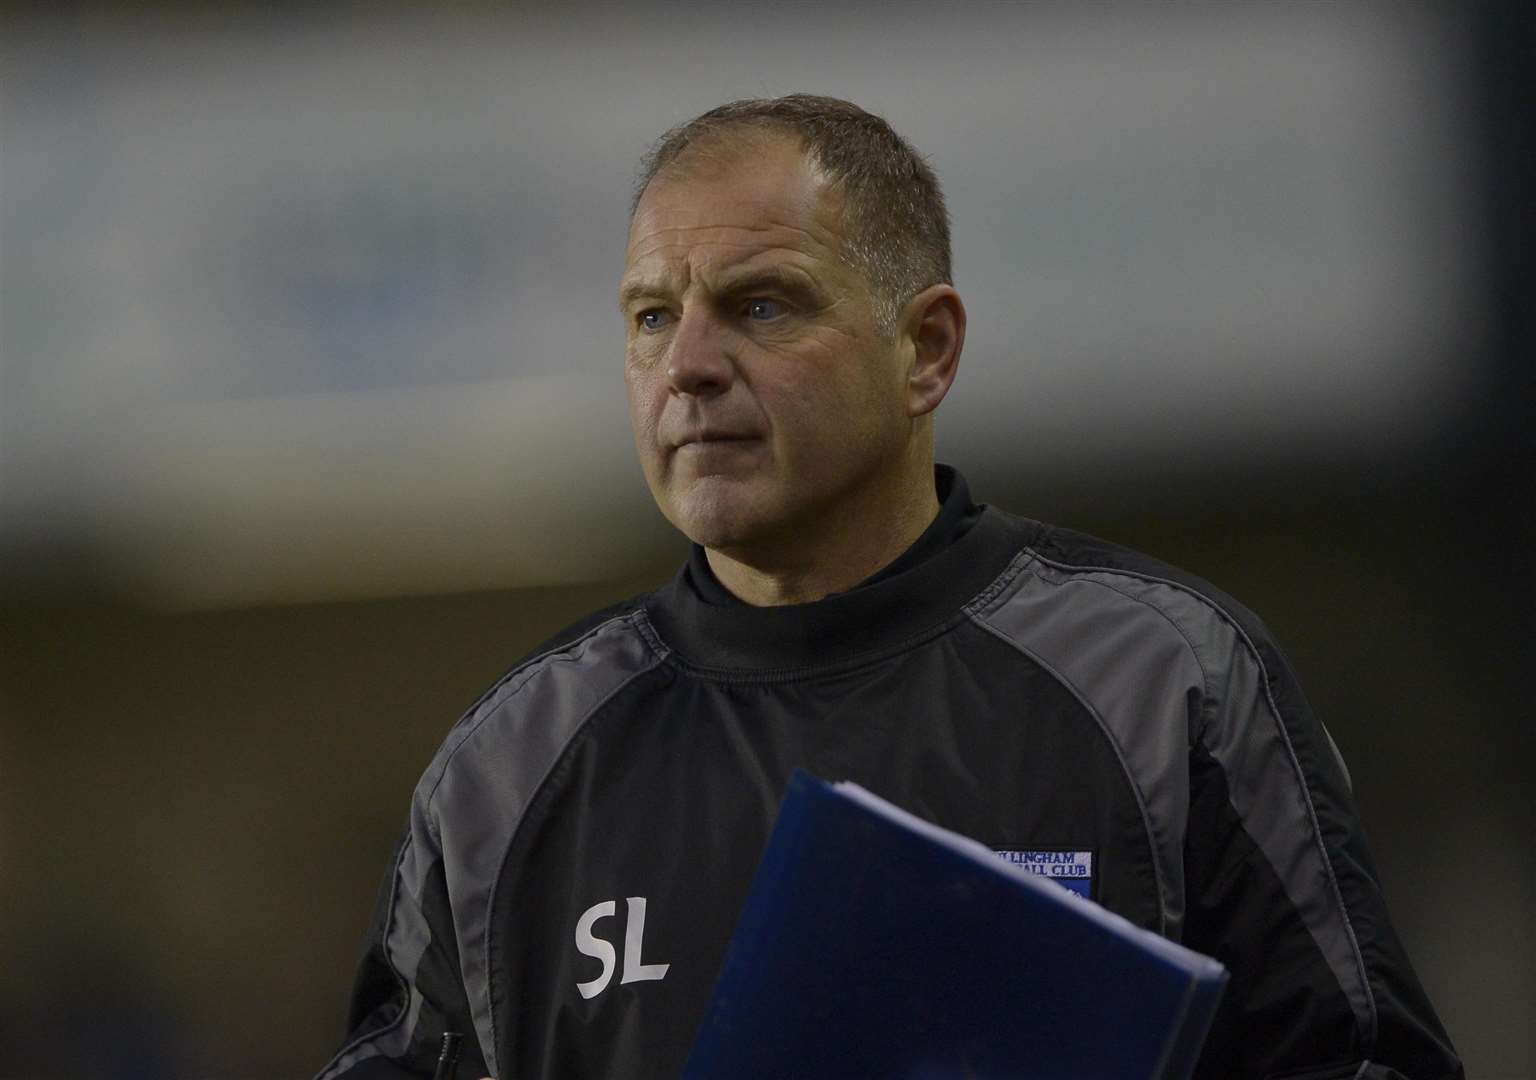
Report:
639,310,670,332
746,298,784,321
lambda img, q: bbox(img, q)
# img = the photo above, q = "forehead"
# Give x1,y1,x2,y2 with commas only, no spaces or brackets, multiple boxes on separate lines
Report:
622,135,848,291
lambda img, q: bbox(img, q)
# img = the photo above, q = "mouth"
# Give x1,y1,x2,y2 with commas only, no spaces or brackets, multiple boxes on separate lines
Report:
674,432,760,449
671,433,764,469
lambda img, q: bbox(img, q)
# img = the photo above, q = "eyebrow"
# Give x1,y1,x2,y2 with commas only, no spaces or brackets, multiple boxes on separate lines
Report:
618,265,828,313
617,278,671,312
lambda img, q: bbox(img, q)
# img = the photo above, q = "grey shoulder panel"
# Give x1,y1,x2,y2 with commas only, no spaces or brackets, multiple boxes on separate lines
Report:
969,547,1374,1043
332,611,665,1080
968,550,1196,938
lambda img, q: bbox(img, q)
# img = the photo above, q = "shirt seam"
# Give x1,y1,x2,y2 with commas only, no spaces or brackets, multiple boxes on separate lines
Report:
638,595,1008,684
422,611,645,824
481,646,669,1075
1029,551,1380,1056
965,577,1170,938
314,836,415,1079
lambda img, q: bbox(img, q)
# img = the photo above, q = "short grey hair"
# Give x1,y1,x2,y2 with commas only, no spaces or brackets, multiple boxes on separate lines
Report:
631,94,952,335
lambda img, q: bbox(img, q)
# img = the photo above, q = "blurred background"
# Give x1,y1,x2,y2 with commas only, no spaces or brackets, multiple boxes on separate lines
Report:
2,2,1531,1077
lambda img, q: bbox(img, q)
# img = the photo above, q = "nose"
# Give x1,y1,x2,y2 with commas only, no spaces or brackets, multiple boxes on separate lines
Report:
665,309,735,399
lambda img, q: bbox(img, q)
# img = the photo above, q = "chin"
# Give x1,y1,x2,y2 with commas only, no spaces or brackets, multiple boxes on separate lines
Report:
670,507,760,551
663,478,775,550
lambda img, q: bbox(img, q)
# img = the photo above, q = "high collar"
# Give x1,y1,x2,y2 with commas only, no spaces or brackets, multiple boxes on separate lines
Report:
642,469,1043,676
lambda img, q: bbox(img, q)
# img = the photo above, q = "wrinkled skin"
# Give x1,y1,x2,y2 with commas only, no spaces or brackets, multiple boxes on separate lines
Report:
619,134,963,603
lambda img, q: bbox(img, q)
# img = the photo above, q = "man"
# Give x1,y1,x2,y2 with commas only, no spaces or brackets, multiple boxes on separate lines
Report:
316,95,1462,1079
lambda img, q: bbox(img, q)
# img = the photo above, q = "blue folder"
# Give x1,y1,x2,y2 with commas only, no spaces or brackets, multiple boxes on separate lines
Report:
681,771,1228,1080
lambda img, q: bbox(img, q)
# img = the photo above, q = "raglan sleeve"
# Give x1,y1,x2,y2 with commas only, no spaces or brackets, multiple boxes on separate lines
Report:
1180,618,1463,1080
313,820,490,1080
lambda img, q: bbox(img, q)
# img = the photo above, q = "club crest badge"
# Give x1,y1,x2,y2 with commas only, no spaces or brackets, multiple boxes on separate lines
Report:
993,849,1094,899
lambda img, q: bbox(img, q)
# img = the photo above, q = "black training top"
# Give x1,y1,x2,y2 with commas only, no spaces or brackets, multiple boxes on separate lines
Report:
317,467,1462,1080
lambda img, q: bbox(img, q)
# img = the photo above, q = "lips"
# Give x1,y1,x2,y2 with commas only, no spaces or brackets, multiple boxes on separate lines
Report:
673,430,760,449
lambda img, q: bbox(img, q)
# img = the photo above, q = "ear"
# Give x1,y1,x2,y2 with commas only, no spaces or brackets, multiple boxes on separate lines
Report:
900,285,966,418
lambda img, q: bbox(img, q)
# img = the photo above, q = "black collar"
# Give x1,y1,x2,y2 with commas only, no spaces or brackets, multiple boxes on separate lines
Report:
645,468,1041,675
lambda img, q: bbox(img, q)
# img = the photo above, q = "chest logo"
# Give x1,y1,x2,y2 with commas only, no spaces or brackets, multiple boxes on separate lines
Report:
994,849,1094,898
574,896,671,1000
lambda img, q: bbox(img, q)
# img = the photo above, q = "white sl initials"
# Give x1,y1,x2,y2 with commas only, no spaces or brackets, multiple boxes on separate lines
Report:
574,896,671,1000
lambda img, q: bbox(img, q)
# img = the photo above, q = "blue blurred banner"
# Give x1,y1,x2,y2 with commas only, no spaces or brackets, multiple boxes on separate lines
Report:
1,3,1483,606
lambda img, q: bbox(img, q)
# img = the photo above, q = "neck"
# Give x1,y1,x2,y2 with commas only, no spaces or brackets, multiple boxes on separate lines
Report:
704,460,941,607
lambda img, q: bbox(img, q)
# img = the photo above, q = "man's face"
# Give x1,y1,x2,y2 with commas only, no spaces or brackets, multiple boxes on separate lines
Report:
620,135,913,555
